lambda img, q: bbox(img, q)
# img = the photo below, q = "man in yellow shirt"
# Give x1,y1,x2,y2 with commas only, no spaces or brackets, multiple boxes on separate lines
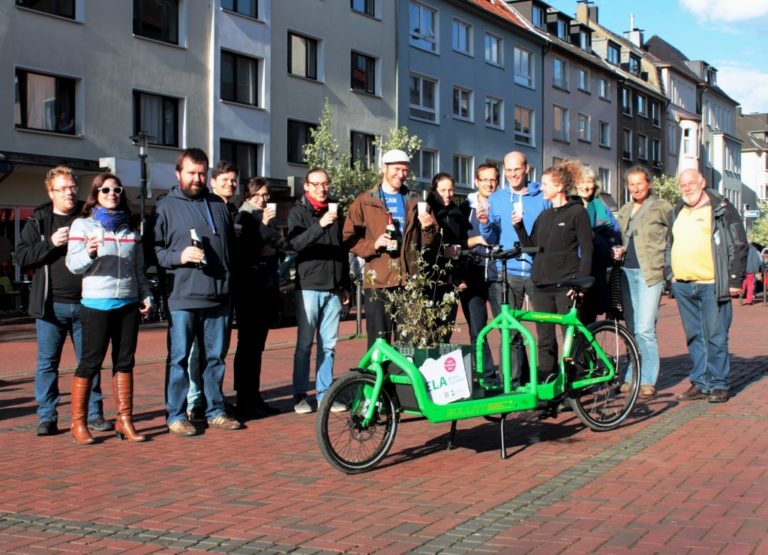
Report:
670,169,748,403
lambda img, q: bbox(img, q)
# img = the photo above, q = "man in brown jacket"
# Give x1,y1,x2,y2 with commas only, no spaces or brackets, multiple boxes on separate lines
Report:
343,149,437,347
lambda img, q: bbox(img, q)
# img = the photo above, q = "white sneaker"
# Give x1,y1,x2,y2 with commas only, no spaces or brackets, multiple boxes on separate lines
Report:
294,398,314,414
330,401,348,413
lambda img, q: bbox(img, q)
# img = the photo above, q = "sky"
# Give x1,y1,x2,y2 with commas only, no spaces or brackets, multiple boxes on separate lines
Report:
544,0,768,113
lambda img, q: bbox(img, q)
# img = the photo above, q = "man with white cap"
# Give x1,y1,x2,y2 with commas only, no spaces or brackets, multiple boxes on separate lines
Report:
343,149,437,347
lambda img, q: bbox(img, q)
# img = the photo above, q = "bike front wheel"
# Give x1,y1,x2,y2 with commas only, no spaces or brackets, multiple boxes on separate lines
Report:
569,320,640,431
316,371,399,474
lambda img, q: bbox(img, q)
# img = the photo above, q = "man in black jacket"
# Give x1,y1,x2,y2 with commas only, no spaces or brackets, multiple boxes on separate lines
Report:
287,168,350,414
17,166,109,436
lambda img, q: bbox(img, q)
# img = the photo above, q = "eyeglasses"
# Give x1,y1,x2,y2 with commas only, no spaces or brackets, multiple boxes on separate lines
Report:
99,186,123,195
52,187,78,195
251,193,270,199
307,181,330,188
477,178,499,184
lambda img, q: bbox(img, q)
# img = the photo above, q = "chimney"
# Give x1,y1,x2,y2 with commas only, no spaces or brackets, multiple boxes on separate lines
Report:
624,13,644,47
576,1,598,24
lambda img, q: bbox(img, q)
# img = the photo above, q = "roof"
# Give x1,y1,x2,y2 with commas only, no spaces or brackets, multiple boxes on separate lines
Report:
463,0,537,34
736,112,768,152
643,35,702,82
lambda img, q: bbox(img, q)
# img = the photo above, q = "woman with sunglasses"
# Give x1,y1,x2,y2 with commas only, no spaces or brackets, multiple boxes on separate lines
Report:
66,173,152,444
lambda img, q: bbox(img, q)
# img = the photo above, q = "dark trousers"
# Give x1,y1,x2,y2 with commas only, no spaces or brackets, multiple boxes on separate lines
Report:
460,279,496,379
75,303,140,379
233,288,277,399
531,287,571,378
364,288,396,348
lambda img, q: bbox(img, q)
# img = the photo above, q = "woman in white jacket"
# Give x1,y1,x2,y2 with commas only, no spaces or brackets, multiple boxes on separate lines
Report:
66,173,152,444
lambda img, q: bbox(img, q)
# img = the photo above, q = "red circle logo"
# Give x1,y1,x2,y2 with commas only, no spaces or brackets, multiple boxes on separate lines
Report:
444,357,456,372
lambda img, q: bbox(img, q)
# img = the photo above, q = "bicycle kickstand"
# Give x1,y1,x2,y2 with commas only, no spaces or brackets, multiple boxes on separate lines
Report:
499,414,508,460
446,420,457,450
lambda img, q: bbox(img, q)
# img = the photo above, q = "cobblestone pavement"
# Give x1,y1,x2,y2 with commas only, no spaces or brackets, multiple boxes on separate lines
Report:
0,297,766,554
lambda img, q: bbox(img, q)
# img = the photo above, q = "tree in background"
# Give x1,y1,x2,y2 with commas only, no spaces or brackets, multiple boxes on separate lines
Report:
651,175,681,205
747,200,768,247
303,99,422,209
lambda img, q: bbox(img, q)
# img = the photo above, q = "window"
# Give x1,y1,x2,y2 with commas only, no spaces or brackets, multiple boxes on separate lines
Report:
622,128,632,160
555,19,567,40
351,132,377,170
668,124,678,156
409,74,437,122
628,54,641,76
621,87,632,116
514,47,533,87
607,42,620,65
220,51,259,106
221,0,257,18
453,154,473,187
220,139,259,180
133,91,179,147
553,105,569,142
485,97,503,129
553,58,568,90
651,139,661,165
14,69,76,135
452,19,471,55
578,30,591,51
351,0,374,17
577,113,590,142
532,5,544,29
413,148,437,182
577,68,590,92
452,86,472,121
651,101,661,127
599,121,611,147
351,51,376,95
409,1,437,53
598,168,610,194
682,127,694,157
637,134,648,159
599,78,610,100
133,0,179,45
16,0,75,18
288,32,318,80
485,33,502,65
514,106,533,145
287,119,317,164
636,93,648,117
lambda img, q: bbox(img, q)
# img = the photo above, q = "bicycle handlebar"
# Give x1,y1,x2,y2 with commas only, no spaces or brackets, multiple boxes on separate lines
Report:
460,244,541,262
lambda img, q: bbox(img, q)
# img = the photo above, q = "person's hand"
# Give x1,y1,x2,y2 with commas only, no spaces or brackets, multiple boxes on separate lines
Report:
467,235,488,248
139,298,152,318
475,205,488,224
341,289,351,305
319,211,338,228
86,236,100,258
444,245,461,260
612,246,626,261
511,212,523,227
374,233,391,251
262,207,275,225
418,211,436,229
181,245,205,265
729,287,741,297
50,227,69,247
457,281,468,292
566,288,584,300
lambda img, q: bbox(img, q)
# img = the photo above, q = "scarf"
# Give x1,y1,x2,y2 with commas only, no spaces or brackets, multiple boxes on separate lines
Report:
92,206,130,231
305,193,328,213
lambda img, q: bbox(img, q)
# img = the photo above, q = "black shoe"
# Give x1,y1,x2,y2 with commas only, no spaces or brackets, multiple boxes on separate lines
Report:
253,398,281,416
707,389,729,403
187,406,206,423
87,417,114,432
676,384,706,401
36,421,58,436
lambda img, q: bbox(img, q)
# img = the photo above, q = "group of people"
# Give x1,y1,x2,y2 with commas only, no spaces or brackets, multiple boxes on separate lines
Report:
20,145,749,444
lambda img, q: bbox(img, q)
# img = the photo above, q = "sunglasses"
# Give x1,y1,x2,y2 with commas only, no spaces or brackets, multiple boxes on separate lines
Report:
99,186,123,195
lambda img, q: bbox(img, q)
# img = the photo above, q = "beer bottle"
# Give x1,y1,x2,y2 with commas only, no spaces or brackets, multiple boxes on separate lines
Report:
386,213,401,255
190,228,207,267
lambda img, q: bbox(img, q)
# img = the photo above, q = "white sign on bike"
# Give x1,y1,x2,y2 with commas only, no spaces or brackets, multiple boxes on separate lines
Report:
418,349,471,405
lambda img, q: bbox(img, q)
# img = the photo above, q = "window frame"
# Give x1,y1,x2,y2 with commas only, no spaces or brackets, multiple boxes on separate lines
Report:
532,5,544,29
628,54,641,76
621,87,632,116
451,18,472,56
133,90,179,147
288,31,319,81
350,0,375,17
220,50,260,107
133,0,179,45
577,68,590,93
350,131,378,170
287,119,318,165
650,100,661,127
220,138,259,181
14,68,77,135
577,113,591,143
485,96,504,130
553,105,569,142
514,47,533,88
651,138,662,165
484,33,503,66
598,120,611,147
622,128,633,160
452,85,473,122
413,148,438,183
409,1,438,53
16,0,76,19
351,51,377,95
607,42,620,65
552,57,569,90
636,93,648,118
637,133,649,160
514,105,534,145
599,78,610,100
409,73,438,123
221,0,258,19
452,154,473,188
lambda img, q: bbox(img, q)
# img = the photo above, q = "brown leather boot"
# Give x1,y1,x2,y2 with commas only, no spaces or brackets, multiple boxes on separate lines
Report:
70,377,95,445
113,373,146,442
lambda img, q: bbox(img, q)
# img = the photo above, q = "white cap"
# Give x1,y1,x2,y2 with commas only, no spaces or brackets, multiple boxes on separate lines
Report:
381,149,410,165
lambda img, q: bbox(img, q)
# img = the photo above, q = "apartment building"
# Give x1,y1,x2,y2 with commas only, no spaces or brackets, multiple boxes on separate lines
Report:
398,0,545,193
736,111,768,204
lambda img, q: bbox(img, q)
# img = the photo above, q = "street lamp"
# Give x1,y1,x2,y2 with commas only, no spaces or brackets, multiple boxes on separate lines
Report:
130,131,152,235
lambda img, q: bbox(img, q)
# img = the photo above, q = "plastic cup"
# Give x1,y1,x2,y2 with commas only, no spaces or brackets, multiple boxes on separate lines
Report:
328,202,338,213
513,201,523,218
417,201,428,215
266,202,277,213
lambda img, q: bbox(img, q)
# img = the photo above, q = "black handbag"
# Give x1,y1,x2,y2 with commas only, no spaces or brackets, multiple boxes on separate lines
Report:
607,261,624,321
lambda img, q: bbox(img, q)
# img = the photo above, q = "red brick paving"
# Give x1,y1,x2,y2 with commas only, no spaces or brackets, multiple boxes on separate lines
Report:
0,297,766,553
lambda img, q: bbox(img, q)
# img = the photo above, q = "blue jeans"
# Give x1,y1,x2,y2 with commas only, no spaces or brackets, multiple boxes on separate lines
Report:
293,290,342,401
186,339,203,409
670,282,732,392
622,268,664,386
166,305,229,424
35,302,104,423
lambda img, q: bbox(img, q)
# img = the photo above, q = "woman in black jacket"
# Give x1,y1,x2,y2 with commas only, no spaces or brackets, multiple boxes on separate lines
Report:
513,165,593,381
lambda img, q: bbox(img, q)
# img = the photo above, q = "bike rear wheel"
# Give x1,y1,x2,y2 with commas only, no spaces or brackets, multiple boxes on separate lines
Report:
316,371,399,474
569,320,640,431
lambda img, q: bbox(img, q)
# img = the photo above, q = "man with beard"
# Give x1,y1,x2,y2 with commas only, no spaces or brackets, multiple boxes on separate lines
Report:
670,169,747,404
151,148,241,435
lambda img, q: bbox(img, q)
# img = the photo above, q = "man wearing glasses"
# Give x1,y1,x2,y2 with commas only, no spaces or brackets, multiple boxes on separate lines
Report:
17,166,109,436
287,168,350,414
